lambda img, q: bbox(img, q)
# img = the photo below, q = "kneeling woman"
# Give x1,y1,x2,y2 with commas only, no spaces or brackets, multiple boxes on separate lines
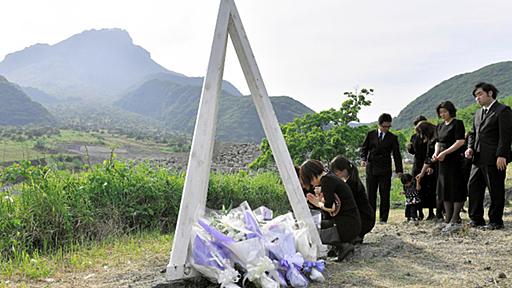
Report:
300,159,361,261
330,155,375,243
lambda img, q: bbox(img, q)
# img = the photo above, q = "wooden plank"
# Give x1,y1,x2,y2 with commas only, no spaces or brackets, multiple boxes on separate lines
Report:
225,0,324,255
166,0,231,280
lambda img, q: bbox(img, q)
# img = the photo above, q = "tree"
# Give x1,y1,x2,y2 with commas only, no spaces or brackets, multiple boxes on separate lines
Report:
250,88,373,168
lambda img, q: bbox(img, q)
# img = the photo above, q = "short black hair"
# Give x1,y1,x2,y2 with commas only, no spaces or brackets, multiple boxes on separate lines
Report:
400,173,414,185
378,113,392,125
413,115,427,126
473,82,499,99
299,159,326,186
436,101,457,118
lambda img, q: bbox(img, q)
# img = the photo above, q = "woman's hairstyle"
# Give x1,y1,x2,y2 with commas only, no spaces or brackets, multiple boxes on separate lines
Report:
329,155,360,181
473,82,499,99
299,159,326,186
436,101,457,118
329,155,353,173
413,115,427,126
400,173,414,185
415,121,436,141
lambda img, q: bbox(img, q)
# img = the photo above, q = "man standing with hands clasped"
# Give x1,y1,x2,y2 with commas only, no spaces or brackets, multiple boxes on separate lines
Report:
361,113,403,223
465,82,512,230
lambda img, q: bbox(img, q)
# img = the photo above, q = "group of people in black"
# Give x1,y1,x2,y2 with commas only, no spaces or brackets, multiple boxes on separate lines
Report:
297,82,512,261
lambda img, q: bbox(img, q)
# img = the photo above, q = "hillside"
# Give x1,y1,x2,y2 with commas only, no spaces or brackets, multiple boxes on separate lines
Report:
0,76,54,125
0,29,241,102
394,61,512,129
115,79,314,143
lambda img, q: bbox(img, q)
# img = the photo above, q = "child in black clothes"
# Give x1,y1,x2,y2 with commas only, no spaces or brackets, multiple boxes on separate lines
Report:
401,173,421,222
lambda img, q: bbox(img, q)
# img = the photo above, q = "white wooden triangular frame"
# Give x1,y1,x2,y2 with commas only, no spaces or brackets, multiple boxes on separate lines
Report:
166,0,323,281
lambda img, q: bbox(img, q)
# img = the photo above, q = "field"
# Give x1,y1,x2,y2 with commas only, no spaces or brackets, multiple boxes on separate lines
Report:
2,208,511,288
0,129,178,164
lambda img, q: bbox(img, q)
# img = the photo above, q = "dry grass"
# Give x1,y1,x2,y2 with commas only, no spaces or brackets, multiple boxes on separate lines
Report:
318,207,512,287
2,208,512,288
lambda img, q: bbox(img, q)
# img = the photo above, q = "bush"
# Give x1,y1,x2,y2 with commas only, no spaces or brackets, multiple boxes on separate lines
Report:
0,160,289,259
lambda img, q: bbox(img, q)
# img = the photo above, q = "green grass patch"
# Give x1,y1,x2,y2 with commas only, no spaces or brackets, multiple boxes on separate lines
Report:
0,231,171,282
0,159,290,263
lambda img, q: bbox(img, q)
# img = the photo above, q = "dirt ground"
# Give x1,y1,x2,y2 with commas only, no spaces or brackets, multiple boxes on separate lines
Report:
16,207,512,288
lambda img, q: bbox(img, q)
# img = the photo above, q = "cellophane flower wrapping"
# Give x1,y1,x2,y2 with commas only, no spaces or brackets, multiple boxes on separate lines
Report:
190,201,326,287
189,225,241,288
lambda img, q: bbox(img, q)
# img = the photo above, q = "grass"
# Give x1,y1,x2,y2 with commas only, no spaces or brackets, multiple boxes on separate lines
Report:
0,129,175,163
0,141,46,163
0,231,172,285
4,208,512,287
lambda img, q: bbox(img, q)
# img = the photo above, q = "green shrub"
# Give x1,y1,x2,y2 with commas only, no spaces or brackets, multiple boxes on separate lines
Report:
0,160,290,259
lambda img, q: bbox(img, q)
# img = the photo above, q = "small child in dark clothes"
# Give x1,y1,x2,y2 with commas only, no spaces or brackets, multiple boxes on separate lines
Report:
400,173,421,222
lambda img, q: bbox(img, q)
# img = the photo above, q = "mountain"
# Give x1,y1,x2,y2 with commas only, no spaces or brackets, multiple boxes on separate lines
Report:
0,76,55,125
0,28,242,102
115,79,314,143
394,61,512,129
21,86,60,105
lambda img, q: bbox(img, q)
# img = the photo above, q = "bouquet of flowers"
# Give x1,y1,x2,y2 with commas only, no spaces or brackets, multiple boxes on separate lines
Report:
190,201,326,287
189,225,240,287
195,202,279,288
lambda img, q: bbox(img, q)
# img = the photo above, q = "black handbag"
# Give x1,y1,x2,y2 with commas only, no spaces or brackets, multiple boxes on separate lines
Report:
319,222,340,244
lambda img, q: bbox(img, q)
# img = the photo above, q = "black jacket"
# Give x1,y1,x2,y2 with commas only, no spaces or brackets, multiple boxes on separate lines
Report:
361,130,403,175
467,101,512,165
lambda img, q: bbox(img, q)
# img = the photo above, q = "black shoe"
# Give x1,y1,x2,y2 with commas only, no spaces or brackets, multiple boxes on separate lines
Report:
469,220,486,228
425,214,435,221
335,243,355,262
352,236,363,245
485,223,504,230
327,247,337,257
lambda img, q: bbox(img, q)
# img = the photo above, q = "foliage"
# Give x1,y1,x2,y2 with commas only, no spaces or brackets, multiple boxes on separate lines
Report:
251,88,373,168
48,104,191,151
0,159,289,260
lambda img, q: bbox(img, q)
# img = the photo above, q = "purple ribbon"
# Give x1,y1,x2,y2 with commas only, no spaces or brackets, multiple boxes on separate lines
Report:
303,260,325,273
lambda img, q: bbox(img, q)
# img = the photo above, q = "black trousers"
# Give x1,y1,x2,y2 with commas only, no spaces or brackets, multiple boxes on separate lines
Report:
366,173,392,222
468,164,506,225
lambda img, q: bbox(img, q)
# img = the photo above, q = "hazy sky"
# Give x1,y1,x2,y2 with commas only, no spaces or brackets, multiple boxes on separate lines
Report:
1,0,512,122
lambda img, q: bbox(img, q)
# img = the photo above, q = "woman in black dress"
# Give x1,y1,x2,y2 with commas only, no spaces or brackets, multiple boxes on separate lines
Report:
300,159,361,261
415,121,443,220
432,101,467,226
407,115,436,220
329,155,375,243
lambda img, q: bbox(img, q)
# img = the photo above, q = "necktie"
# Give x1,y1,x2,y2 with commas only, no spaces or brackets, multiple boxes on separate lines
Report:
379,132,384,141
481,108,487,121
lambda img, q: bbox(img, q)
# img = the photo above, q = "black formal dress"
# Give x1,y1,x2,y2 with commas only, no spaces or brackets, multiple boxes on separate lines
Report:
408,134,436,209
436,119,466,202
320,173,361,243
421,139,438,209
467,101,512,226
408,133,427,176
346,171,375,238
361,129,403,222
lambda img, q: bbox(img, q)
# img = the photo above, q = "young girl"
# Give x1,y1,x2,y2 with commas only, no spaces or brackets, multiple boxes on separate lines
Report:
400,173,421,222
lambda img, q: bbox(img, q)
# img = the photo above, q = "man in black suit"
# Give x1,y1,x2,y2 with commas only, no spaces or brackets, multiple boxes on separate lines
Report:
465,82,512,230
361,113,403,223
